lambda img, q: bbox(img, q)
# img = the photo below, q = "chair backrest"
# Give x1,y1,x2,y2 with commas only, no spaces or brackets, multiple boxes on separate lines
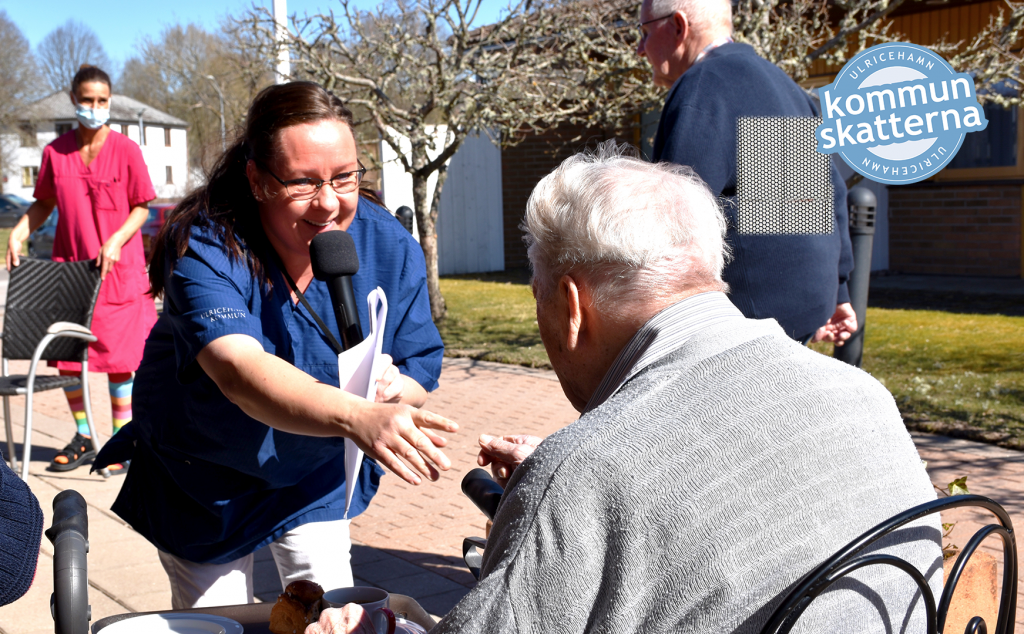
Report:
2,259,102,362
760,494,1017,634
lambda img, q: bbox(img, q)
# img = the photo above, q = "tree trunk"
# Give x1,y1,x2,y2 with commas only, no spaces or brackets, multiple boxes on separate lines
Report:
412,170,447,322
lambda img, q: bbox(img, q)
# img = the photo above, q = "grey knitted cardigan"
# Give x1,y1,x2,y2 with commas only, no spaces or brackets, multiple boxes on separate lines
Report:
433,317,941,633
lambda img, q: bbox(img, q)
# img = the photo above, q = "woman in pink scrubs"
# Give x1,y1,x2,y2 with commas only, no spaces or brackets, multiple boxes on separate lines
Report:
5,65,157,474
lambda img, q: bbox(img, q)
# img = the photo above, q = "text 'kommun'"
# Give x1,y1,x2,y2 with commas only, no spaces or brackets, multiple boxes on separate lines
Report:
814,43,987,185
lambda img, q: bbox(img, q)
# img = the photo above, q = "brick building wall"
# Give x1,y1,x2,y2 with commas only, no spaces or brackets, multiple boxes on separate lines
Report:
888,181,1023,277
501,123,620,269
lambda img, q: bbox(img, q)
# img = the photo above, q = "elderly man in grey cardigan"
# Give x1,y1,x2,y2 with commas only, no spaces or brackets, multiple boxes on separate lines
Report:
310,144,941,633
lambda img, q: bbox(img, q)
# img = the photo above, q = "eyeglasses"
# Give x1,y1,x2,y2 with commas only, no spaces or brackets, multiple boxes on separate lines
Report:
637,13,675,40
257,161,367,201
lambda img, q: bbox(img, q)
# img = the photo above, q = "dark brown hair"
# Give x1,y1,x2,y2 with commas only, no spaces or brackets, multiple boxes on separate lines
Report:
148,81,356,297
71,65,111,95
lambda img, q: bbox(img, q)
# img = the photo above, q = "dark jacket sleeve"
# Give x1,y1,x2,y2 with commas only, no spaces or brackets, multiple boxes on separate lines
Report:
0,456,43,606
832,159,854,305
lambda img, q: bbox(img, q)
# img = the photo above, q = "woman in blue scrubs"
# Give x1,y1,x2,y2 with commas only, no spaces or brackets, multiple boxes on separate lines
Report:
106,82,455,608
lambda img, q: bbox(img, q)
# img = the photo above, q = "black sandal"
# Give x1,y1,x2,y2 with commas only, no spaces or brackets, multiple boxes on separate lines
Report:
48,432,97,472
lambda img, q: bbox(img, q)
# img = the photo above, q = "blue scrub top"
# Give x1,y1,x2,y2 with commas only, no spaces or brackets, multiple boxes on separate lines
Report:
111,199,444,564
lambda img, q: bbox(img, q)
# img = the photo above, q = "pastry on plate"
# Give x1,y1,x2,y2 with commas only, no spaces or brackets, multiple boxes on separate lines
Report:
269,580,324,634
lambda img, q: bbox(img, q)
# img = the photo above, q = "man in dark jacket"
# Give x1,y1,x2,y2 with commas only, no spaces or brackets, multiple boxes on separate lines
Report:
639,0,857,344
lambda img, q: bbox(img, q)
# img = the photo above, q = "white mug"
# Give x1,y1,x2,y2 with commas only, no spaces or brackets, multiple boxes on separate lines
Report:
322,587,396,634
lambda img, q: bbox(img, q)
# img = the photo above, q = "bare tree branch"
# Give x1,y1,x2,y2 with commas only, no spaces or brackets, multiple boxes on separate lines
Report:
0,10,42,193
37,20,112,93
232,0,656,320
119,22,275,181
230,0,1024,320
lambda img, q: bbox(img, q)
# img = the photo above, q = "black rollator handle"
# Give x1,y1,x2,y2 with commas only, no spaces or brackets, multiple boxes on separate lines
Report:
45,491,90,634
461,468,505,521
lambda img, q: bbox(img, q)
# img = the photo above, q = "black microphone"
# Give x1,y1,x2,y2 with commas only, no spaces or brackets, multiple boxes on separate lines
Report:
310,231,364,350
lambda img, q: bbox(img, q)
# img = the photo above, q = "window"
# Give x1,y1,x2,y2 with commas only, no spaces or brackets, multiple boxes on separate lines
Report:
55,122,73,136
166,166,173,185
947,80,1017,170
164,127,172,147
947,104,1017,169
18,123,36,147
21,166,39,188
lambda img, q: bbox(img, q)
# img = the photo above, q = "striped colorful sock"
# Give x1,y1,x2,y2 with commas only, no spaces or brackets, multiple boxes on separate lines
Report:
60,370,89,437
109,372,134,434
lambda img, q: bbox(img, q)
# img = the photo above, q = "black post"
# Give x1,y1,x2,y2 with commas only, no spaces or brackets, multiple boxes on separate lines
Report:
395,206,414,235
835,187,877,368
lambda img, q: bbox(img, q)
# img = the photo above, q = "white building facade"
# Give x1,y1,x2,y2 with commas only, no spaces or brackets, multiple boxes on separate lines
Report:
4,92,188,203
380,127,505,276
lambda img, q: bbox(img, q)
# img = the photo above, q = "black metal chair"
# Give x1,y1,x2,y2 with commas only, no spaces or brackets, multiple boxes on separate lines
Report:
0,259,102,480
761,494,1017,634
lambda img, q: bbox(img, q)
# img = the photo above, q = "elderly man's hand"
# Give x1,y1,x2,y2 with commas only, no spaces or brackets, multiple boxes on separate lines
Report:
305,605,376,634
811,302,858,346
478,434,543,487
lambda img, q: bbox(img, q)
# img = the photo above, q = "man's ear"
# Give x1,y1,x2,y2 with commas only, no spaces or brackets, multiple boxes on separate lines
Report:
560,274,585,352
671,10,689,44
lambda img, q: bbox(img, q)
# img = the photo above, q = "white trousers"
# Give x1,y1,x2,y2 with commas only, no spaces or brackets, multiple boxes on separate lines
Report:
158,518,354,609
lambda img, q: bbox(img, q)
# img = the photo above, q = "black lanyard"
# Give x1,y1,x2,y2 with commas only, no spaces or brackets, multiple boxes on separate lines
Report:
272,255,346,356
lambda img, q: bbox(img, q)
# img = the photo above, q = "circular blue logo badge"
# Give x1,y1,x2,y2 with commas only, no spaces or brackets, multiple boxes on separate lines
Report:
815,43,988,185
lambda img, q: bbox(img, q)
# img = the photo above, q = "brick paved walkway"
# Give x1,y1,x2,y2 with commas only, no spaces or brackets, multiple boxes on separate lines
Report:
0,355,1021,632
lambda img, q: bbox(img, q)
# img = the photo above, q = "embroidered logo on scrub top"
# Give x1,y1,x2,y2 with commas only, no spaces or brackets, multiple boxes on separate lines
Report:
200,307,247,322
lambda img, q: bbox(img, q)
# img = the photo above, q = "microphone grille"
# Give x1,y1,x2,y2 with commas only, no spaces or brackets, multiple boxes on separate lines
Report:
310,231,360,279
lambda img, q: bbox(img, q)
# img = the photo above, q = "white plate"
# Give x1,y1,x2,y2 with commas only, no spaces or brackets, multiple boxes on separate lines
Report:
99,614,244,634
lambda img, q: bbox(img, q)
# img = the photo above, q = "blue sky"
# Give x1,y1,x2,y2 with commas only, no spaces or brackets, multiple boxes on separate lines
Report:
2,0,508,75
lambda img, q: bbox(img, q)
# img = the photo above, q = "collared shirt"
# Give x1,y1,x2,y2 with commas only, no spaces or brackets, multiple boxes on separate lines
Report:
584,291,743,413
694,36,734,64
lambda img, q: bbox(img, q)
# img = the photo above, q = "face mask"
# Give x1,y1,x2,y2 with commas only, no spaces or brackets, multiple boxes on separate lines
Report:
74,99,110,130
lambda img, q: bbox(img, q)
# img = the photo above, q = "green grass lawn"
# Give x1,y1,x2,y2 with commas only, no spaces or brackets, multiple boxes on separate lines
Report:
814,309,1024,448
440,275,1024,447
438,277,550,367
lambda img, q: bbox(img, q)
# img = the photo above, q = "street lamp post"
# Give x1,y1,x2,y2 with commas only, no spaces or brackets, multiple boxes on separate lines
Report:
136,108,146,146
274,0,290,83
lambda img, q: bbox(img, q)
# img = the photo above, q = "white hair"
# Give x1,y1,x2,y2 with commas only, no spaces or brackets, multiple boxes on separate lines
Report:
649,0,733,37
523,141,730,319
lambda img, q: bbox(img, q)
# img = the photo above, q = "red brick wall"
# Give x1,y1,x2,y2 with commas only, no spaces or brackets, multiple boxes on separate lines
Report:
501,123,621,269
888,182,1022,277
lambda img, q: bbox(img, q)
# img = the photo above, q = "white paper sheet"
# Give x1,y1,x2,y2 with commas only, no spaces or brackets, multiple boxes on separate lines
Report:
336,286,389,519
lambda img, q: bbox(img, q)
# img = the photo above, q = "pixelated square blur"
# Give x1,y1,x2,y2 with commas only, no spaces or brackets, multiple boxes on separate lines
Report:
736,117,834,235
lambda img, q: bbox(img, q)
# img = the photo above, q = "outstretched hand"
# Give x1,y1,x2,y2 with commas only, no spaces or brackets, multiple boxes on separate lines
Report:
350,401,458,486
812,302,858,346
477,434,543,487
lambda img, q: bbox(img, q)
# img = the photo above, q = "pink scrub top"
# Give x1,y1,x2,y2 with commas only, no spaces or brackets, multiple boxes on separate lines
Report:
33,130,158,373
